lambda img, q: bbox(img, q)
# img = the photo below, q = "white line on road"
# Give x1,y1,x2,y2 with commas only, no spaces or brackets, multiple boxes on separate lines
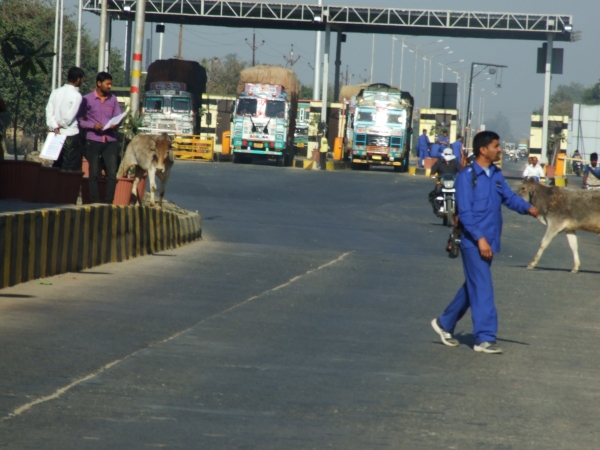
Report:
3,251,352,421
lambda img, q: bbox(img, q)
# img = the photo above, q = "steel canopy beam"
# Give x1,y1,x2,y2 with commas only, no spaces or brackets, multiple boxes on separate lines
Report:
84,1,573,42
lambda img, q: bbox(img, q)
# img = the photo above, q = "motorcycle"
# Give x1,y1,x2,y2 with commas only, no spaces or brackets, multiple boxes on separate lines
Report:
434,173,457,227
573,161,583,177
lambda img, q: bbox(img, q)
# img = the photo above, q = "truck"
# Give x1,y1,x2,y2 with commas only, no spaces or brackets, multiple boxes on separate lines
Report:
345,83,413,172
231,65,298,166
293,101,310,152
140,59,207,136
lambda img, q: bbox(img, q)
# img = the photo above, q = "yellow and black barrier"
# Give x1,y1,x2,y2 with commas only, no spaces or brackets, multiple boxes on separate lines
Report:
0,204,202,289
292,158,347,171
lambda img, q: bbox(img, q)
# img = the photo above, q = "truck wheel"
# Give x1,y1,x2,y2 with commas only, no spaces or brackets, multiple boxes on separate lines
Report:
394,166,402,172
233,153,240,164
351,162,361,170
276,156,284,167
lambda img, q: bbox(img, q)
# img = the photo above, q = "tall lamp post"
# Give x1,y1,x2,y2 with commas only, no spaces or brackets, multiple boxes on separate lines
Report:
465,62,507,145
409,39,443,108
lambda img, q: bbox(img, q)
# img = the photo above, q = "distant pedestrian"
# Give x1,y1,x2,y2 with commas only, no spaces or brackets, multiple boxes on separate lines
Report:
78,72,123,204
451,135,463,163
45,66,84,170
416,129,430,168
431,131,539,354
318,132,328,171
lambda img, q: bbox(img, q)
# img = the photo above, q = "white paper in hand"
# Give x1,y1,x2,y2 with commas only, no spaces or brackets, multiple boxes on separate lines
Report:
40,133,67,161
102,112,126,131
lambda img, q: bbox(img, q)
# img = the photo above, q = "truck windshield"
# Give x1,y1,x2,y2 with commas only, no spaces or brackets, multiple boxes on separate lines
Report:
356,111,374,122
145,97,164,112
236,98,257,116
387,113,403,124
265,101,286,119
172,97,191,112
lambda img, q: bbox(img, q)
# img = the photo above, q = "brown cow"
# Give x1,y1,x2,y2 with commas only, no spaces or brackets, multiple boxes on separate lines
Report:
117,133,174,208
517,180,600,273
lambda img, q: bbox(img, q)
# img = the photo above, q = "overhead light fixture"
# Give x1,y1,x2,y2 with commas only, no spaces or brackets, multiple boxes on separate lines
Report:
313,16,322,23
124,5,131,12
564,24,573,32
488,68,497,75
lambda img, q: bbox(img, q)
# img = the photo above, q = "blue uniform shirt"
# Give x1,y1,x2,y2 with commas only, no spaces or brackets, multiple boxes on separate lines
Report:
417,134,430,152
456,162,532,253
438,135,450,148
430,143,442,158
451,140,463,161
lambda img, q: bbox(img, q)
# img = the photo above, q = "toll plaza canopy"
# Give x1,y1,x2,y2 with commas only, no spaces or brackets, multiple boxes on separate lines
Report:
84,0,573,42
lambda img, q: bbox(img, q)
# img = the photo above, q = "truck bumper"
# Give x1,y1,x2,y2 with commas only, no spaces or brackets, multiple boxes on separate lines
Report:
351,152,404,166
233,149,283,156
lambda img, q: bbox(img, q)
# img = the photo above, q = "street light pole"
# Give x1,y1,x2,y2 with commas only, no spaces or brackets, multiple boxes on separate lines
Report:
390,35,396,85
312,0,322,100
98,0,108,72
398,37,405,90
75,0,83,67
465,62,507,144
130,0,147,117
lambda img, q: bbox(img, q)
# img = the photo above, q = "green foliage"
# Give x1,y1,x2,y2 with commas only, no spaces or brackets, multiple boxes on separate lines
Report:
299,83,313,100
533,80,600,117
200,53,248,96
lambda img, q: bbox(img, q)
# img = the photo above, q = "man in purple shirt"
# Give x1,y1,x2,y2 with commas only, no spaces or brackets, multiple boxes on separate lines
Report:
78,72,122,203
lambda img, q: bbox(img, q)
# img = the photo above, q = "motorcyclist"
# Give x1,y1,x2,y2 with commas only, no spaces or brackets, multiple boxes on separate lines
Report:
429,148,462,213
582,152,600,189
522,156,545,182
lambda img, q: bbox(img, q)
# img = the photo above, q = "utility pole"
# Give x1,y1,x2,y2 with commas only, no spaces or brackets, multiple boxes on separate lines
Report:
370,34,375,83
75,0,83,67
541,33,553,165
284,44,300,67
245,29,264,67
130,0,146,117
178,24,183,59
57,0,64,86
312,0,323,101
98,0,107,72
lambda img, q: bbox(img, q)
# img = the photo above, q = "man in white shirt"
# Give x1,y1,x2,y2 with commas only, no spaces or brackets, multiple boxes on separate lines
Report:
45,67,84,170
522,156,545,181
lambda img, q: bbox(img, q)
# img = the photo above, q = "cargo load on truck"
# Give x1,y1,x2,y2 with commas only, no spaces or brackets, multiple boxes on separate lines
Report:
231,65,299,166
345,83,413,172
140,59,207,136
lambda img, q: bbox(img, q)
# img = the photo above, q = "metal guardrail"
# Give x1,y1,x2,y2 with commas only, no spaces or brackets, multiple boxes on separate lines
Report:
173,135,214,161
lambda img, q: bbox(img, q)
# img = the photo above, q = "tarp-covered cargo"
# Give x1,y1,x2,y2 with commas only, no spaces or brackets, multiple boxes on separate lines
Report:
145,59,207,105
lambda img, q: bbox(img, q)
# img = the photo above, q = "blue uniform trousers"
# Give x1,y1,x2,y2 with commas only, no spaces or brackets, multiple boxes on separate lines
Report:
418,149,428,167
439,247,497,344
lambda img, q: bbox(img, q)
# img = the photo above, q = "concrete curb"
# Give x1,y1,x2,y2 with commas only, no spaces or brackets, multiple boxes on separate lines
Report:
0,204,201,289
408,167,432,177
292,159,347,171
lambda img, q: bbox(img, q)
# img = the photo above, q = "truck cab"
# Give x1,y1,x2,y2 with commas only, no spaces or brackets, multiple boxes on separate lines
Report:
350,84,413,172
140,82,197,136
231,83,291,166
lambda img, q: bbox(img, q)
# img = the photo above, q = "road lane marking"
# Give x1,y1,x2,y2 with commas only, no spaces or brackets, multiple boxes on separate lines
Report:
3,251,352,421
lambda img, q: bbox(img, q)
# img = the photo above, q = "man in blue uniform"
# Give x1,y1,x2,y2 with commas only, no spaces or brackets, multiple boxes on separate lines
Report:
437,131,450,149
451,135,463,163
417,129,430,168
431,131,539,354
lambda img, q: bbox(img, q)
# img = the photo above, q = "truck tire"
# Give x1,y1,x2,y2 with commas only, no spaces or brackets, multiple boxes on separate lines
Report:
276,156,284,167
394,166,402,172
233,153,240,164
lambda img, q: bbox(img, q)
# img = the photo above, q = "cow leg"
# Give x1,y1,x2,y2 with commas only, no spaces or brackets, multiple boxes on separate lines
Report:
131,166,145,206
565,232,580,274
527,222,564,270
156,170,170,209
148,167,157,207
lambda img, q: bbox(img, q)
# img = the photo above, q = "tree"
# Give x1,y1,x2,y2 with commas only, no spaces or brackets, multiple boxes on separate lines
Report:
200,53,247,96
582,79,600,105
485,112,516,143
299,83,312,100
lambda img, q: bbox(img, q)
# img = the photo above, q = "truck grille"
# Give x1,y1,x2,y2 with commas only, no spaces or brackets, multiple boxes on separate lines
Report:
367,135,390,147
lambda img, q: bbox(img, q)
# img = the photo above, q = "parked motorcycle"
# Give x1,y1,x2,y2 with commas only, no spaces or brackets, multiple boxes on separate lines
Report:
434,174,457,227
573,161,583,177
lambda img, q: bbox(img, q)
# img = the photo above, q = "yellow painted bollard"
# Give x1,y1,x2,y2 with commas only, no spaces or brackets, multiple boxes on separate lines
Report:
556,151,567,177
333,137,344,161
222,132,231,155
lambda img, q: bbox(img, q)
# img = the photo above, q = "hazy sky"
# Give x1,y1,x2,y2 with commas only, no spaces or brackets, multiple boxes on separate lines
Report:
65,0,596,138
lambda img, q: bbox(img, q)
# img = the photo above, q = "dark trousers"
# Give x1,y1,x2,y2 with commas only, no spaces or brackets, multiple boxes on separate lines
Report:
52,134,82,171
87,140,119,204
320,152,327,170
439,247,497,344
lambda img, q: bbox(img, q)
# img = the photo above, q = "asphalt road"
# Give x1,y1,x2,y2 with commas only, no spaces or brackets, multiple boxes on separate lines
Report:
1,160,600,449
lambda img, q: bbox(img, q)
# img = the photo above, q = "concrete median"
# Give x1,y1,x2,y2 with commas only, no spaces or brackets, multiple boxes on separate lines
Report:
0,204,201,289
